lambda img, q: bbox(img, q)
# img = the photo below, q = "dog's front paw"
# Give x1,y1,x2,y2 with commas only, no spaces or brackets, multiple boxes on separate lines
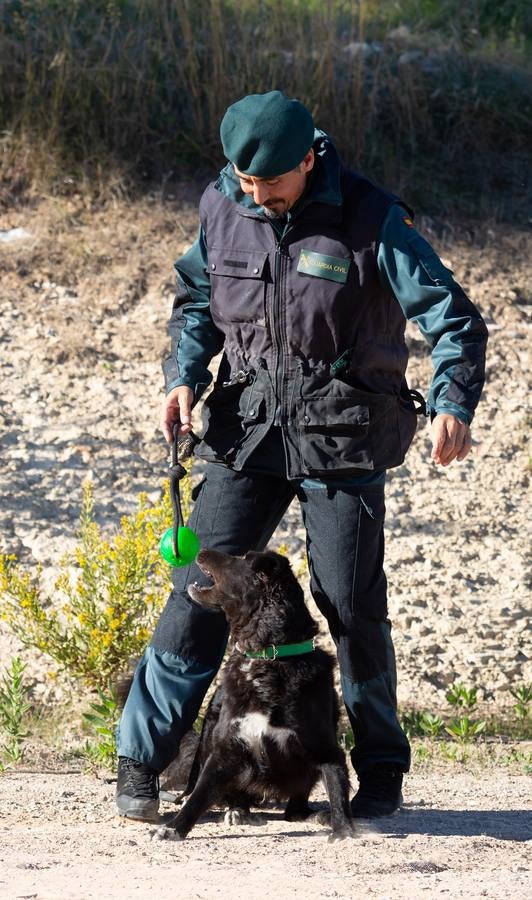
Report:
151,825,185,842
328,823,356,842
224,807,251,826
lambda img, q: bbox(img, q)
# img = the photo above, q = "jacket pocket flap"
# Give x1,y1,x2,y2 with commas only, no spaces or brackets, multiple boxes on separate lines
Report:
302,397,370,429
208,248,269,279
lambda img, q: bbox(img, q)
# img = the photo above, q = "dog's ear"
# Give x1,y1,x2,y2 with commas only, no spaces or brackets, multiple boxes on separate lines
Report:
246,551,290,579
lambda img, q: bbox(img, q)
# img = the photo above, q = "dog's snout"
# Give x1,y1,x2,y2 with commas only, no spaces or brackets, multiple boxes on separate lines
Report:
197,548,232,571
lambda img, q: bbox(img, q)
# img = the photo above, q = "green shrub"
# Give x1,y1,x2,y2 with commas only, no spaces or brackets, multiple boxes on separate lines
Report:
0,478,192,691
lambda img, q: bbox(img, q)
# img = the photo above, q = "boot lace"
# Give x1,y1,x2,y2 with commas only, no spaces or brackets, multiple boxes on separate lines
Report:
121,758,159,799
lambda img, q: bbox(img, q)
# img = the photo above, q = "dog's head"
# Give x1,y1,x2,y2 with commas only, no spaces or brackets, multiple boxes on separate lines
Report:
188,549,318,650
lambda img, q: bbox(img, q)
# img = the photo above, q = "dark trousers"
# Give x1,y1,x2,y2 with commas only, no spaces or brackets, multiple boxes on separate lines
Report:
117,462,410,776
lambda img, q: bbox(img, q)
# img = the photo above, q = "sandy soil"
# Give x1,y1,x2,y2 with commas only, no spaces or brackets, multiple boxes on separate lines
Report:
0,766,530,900
0,185,530,898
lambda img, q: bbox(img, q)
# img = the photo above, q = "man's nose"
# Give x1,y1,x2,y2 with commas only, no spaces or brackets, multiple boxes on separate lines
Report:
253,183,270,205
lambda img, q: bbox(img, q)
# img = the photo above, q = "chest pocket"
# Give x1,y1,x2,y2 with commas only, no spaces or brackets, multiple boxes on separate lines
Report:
208,248,270,325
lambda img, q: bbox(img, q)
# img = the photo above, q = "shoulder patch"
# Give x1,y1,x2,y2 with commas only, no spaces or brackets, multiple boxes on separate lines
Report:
403,216,415,228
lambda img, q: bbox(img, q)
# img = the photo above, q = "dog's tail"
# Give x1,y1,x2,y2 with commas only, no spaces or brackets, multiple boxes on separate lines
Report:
114,671,135,708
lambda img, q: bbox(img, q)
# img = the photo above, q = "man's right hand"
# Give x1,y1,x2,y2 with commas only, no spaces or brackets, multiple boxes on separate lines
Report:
160,385,194,443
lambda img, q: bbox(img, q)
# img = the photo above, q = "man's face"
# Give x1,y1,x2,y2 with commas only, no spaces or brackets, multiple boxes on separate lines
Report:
233,149,315,219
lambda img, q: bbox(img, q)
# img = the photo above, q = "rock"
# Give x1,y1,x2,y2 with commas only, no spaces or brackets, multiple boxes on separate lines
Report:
0,227,32,242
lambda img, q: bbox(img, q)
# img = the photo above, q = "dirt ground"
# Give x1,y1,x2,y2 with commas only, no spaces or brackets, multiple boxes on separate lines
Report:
0,184,530,898
0,765,530,900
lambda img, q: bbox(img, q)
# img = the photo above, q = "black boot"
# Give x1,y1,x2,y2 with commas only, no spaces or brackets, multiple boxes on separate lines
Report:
116,756,160,822
350,769,403,818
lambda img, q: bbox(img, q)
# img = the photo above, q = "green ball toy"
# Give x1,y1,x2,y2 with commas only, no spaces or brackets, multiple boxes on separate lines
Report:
159,526,200,567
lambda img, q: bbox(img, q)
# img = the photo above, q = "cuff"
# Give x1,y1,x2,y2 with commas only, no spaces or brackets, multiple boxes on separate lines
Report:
431,402,473,425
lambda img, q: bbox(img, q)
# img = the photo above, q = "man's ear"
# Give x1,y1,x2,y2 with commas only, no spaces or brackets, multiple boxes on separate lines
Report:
246,551,289,579
302,147,315,174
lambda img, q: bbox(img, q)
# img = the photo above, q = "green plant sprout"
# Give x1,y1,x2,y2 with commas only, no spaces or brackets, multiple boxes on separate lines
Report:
400,709,426,738
446,683,479,710
510,684,531,720
82,684,120,770
0,657,31,765
420,713,444,738
445,717,486,744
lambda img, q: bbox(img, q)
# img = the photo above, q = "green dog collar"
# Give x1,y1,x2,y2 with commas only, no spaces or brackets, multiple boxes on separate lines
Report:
239,638,316,660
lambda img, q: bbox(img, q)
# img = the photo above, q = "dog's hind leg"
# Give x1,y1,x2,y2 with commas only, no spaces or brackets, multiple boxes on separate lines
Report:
284,792,313,821
224,806,251,826
159,729,200,794
223,790,252,826
154,752,239,841
321,755,355,841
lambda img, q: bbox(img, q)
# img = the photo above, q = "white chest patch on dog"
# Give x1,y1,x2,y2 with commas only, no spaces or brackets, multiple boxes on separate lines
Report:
233,712,294,753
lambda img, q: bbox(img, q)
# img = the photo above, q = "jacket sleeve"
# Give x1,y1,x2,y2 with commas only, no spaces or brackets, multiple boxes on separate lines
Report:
377,204,488,424
162,225,224,399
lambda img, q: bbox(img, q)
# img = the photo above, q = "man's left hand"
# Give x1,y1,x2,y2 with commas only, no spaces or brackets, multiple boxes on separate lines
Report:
430,414,472,466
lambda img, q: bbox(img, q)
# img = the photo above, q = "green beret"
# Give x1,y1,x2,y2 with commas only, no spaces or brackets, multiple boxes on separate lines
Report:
220,91,315,178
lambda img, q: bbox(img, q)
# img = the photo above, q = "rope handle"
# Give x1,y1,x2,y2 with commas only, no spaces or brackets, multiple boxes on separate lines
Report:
169,426,199,557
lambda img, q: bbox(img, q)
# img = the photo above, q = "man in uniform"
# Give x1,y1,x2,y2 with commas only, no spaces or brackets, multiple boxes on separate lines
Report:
115,91,488,822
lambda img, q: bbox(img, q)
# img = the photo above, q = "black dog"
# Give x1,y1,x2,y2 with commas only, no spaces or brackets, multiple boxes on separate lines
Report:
156,549,354,842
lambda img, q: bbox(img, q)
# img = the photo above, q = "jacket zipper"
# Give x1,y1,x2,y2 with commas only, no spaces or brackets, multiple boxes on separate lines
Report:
272,223,292,426
273,241,286,425
272,241,284,422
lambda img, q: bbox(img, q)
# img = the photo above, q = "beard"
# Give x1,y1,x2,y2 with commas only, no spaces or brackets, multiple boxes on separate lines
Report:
262,207,282,219
261,201,287,219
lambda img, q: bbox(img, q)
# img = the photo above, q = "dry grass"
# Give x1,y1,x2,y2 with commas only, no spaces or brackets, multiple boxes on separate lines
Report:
0,1,531,217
